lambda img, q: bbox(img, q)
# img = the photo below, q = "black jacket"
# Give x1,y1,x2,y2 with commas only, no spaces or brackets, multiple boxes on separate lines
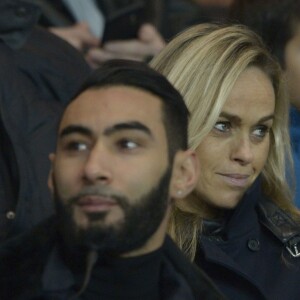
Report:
36,0,229,40
36,0,155,28
0,0,90,242
196,182,300,300
0,217,225,300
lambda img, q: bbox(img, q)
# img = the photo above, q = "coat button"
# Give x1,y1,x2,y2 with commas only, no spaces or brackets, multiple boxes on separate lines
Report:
6,211,16,220
15,6,28,18
247,239,260,251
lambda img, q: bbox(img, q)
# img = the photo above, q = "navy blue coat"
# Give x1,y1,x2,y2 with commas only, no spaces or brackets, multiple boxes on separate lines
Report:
196,184,300,299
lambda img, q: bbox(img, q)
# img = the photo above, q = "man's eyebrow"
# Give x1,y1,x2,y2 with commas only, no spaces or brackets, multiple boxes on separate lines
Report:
103,121,153,137
59,125,92,138
219,112,274,123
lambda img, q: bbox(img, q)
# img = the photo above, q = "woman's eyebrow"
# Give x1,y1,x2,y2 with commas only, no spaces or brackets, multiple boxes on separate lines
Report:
219,112,274,123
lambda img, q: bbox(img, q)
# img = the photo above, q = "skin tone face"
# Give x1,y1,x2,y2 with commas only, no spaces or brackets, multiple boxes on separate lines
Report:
49,86,180,256
195,67,275,210
284,24,300,110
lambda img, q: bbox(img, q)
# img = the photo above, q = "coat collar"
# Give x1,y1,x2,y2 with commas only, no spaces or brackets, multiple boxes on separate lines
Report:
42,245,75,293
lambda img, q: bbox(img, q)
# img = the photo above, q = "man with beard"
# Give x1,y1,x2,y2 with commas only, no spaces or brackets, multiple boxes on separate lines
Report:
0,60,224,300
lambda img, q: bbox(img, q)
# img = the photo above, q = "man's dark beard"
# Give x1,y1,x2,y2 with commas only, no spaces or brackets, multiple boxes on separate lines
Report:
53,166,172,256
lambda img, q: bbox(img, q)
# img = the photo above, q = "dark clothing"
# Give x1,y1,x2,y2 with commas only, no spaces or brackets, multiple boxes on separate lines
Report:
196,182,300,300
66,248,163,299
290,106,300,207
36,0,229,40
37,0,155,28
158,0,229,40
0,0,90,242
0,217,225,300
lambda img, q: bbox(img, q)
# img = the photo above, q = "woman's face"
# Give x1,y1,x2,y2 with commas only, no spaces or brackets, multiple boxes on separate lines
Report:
284,25,300,110
195,67,275,209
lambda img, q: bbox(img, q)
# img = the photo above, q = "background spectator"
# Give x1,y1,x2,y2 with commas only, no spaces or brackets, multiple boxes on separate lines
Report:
0,0,90,242
36,0,165,67
35,0,233,67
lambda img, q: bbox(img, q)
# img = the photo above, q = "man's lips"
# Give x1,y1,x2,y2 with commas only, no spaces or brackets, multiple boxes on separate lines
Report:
76,195,117,213
217,173,251,188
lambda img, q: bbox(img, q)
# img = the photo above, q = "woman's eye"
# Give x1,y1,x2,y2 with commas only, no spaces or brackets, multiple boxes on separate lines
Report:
214,121,231,132
252,126,269,139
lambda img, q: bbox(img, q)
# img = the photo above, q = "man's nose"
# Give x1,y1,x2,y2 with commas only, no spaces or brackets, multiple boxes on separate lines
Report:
83,144,112,184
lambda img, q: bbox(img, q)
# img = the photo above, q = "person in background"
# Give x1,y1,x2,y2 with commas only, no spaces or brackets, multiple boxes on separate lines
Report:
158,0,233,40
35,0,234,67
0,0,90,242
151,23,300,299
36,0,166,67
0,59,225,300
229,0,300,207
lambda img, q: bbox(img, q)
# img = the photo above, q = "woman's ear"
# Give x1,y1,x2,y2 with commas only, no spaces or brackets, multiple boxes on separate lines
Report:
169,149,199,199
47,153,55,193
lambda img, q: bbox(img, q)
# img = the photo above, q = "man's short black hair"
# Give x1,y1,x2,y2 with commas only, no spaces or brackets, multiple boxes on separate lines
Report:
71,59,189,160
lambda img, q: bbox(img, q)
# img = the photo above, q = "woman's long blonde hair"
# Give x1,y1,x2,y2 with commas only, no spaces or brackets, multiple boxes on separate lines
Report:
150,23,297,260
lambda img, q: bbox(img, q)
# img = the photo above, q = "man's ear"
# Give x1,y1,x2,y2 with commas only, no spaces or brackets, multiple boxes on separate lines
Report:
47,153,55,193
169,149,199,199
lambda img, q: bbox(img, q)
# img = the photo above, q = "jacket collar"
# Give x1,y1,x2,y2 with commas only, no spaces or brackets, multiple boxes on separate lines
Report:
42,245,75,293
201,176,300,260
258,198,300,258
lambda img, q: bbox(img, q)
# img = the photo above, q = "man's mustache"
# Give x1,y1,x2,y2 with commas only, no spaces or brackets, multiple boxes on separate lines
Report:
68,186,129,209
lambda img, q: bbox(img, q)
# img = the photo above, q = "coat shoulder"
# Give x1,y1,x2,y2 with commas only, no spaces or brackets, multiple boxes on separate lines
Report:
162,235,226,299
0,217,57,298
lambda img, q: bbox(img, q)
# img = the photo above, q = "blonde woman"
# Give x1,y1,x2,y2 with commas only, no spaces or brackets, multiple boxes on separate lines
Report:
151,24,300,299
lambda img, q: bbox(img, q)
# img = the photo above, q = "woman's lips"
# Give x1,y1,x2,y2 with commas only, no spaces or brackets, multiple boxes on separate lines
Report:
217,173,250,188
76,195,117,213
